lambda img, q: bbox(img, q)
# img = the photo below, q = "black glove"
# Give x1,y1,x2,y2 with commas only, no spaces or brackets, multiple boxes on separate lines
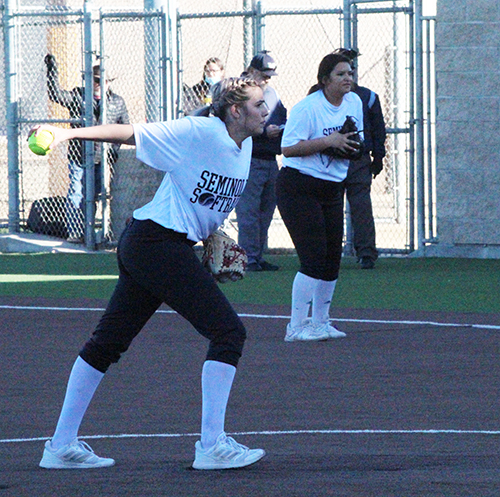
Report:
370,157,384,178
44,54,58,74
322,116,364,161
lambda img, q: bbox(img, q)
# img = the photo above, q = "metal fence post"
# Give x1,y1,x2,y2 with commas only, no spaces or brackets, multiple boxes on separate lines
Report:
160,7,168,121
424,17,436,243
343,0,352,47
98,9,111,245
175,8,183,118
4,0,20,234
160,5,173,122
83,0,96,249
165,2,176,121
406,0,415,252
253,0,264,55
145,0,161,122
342,0,354,256
414,0,425,253
244,0,254,66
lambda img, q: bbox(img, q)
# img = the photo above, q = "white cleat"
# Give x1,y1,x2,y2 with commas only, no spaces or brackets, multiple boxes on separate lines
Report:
315,321,346,339
284,319,330,342
39,439,115,469
193,432,265,470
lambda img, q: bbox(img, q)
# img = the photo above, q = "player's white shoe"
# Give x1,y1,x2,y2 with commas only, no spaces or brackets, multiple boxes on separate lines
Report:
314,321,346,339
284,319,330,342
39,439,115,469
193,432,265,470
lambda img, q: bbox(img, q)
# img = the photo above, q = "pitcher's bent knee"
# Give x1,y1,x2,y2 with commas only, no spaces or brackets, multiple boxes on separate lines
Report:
206,322,247,368
79,338,128,373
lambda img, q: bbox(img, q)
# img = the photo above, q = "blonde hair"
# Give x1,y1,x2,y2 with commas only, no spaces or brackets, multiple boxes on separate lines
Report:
210,77,260,121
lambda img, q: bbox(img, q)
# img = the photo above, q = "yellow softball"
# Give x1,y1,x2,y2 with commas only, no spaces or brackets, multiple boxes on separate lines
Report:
28,130,54,156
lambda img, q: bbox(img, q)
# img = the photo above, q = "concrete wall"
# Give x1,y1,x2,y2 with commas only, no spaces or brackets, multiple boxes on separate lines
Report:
432,0,500,258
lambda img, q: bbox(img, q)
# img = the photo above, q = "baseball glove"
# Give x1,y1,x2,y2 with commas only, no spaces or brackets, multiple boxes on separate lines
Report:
202,229,247,283
322,115,364,161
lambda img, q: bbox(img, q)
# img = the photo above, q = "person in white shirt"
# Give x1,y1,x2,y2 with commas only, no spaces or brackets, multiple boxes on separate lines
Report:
33,77,269,471
276,52,363,342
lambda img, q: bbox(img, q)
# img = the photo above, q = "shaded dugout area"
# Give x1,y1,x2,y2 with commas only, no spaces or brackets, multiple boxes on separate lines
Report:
2,296,500,496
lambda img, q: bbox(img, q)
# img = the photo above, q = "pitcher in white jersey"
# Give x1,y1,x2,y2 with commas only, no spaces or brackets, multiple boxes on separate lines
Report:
32,77,269,471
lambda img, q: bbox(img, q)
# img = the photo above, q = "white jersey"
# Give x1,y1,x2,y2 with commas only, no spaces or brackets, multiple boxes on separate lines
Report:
132,117,252,242
281,90,363,182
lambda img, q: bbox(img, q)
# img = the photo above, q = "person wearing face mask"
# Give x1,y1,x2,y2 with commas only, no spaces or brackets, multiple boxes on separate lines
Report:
235,51,287,271
44,55,129,243
183,57,226,114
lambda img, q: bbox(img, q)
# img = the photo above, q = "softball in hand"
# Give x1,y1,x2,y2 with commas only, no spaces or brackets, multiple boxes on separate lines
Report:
28,129,54,156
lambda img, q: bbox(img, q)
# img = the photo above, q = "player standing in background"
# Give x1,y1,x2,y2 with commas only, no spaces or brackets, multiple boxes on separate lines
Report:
34,77,268,471
236,51,287,272
334,48,387,270
276,52,363,342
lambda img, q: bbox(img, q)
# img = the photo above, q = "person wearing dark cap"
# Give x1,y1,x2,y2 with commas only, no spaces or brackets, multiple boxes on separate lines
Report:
333,48,387,269
45,55,129,242
236,51,287,271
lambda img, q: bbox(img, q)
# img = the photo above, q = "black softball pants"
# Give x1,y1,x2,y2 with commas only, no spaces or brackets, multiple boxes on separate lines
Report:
276,167,344,281
80,219,246,373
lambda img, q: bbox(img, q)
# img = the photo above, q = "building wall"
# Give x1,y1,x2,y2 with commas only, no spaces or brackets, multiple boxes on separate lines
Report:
433,0,500,257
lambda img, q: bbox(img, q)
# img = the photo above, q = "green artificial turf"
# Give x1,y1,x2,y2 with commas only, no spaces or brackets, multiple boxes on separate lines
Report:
0,253,499,313
0,253,119,300
223,255,500,313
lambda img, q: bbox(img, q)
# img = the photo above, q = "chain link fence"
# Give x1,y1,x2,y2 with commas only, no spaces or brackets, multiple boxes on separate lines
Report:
1,0,434,255
3,1,168,246
351,3,413,254
178,0,419,254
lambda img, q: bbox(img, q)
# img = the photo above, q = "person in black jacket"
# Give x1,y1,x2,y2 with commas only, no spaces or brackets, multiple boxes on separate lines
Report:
45,55,130,242
334,48,387,269
235,52,287,271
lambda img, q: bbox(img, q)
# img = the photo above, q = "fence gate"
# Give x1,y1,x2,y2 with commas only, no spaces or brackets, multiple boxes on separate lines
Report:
347,0,436,256
345,0,416,255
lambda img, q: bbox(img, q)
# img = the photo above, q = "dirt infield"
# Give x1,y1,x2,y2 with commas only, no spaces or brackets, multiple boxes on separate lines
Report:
2,296,500,496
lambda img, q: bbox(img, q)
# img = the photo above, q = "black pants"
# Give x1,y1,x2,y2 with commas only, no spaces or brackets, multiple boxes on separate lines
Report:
80,219,246,372
276,167,344,281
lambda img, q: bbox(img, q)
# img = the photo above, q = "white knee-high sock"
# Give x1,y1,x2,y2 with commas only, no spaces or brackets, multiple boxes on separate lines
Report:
311,279,337,325
291,272,319,327
201,360,236,449
51,356,104,449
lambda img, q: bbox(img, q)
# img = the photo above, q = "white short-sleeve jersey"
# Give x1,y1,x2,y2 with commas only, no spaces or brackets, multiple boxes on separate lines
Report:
281,90,363,182
132,117,252,242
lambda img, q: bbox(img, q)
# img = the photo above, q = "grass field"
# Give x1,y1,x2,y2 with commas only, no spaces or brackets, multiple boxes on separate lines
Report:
1,253,499,313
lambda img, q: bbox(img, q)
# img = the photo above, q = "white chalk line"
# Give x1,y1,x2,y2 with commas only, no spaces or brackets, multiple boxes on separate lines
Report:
1,304,499,330
3,428,500,445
